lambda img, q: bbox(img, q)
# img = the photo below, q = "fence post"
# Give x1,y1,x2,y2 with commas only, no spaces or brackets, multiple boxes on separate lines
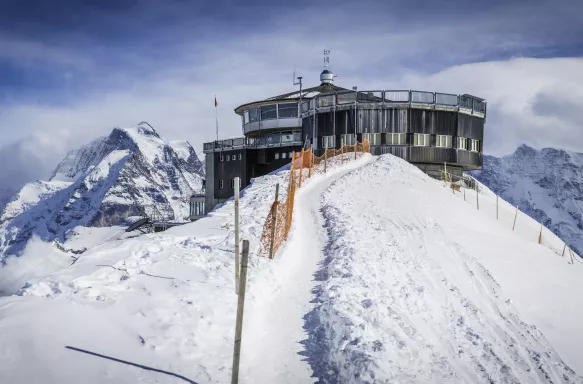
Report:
562,242,567,257
234,177,240,294
512,205,519,231
231,240,249,384
496,195,499,220
308,145,313,178
324,148,327,173
354,140,357,161
464,186,466,201
569,248,574,265
298,151,304,188
538,223,543,244
268,183,280,260
476,186,479,210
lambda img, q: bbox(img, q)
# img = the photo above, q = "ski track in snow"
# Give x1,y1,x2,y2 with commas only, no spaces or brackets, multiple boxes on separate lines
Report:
304,155,582,383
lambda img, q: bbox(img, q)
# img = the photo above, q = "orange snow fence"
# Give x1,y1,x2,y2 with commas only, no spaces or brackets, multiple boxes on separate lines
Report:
260,140,370,259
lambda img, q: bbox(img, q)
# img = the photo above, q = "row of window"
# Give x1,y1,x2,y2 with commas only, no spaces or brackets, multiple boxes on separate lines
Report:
189,201,205,217
219,178,242,190
220,153,242,162
322,133,481,151
242,103,298,124
275,152,294,160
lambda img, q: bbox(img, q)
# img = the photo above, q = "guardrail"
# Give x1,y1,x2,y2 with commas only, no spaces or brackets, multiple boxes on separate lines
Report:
203,132,303,152
301,90,486,116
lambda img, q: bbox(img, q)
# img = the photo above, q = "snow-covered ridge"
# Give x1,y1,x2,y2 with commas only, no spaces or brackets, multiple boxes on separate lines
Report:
0,123,204,261
1,154,581,383
473,144,583,256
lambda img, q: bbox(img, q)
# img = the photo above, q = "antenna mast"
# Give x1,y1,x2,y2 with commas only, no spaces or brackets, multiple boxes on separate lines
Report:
293,68,303,127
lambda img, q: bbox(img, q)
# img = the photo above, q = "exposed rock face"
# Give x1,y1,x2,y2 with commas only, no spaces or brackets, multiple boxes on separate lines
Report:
0,124,204,260
472,144,583,255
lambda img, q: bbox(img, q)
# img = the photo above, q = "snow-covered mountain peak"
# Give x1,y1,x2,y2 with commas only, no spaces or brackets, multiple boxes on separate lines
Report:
473,145,583,255
0,124,204,260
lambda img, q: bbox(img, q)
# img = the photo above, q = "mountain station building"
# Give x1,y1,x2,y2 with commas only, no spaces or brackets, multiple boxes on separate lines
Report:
202,69,487,214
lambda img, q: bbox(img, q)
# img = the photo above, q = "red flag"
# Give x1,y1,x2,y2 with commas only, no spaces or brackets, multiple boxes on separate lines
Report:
214,96,217,107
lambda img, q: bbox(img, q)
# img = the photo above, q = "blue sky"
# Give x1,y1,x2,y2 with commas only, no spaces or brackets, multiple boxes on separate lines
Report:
0,0,582,194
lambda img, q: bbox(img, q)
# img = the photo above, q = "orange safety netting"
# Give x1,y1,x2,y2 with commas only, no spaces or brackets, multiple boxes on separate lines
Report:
260,140,370,258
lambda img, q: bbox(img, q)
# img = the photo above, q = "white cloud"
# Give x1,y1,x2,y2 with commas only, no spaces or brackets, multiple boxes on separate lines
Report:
399,58,583,155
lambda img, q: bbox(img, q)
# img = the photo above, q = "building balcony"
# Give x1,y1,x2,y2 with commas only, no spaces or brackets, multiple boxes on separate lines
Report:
203,132,303,153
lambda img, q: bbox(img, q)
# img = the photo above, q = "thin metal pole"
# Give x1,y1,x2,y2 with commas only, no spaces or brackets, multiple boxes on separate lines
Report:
324,147,327,173
496,195,499,220
464,186,466,201
268,183,280,260
512,205,519,231
234,177,240,294
231,240,249,384
215,95,219,141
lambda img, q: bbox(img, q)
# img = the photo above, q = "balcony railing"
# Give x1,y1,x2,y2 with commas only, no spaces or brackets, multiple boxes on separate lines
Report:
204,132,303,152
300,90,486,117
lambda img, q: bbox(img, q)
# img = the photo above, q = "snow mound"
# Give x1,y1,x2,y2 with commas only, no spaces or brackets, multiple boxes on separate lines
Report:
304,154,582,382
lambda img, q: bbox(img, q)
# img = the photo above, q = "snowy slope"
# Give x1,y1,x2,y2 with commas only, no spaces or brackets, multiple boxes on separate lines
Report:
0,124,205,261
0,154,582,383
473,145,583,256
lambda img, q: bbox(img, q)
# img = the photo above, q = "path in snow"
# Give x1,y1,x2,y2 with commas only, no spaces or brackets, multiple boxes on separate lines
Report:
241,155,374,384
302,155,582,383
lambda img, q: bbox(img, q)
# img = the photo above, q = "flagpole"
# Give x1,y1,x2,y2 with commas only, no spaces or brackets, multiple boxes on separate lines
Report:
215,95,219,141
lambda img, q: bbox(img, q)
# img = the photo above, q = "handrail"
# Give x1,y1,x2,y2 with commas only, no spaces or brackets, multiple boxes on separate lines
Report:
308,89,486,114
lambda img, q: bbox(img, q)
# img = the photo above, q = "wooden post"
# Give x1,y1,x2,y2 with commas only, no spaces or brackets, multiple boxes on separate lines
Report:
463,186,466,201
562,242,567,257
538,223,543,244
298,151,304,188
231,240,249,384
512,205,519,231
308,146,313,178
268,183,280,260
569,248,574,265
476,186,479,210
234,177,240,294
354,139,357,160
496,195,499,220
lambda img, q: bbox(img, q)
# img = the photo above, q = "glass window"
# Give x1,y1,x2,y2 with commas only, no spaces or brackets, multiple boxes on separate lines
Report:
238,153,242,160
386,133,406,145
282,152,287,159
471,139,480,152
261,104,277,120
458,137,467,150
248,107,259,122
219,180,223,189
220,154,224,162
436,135,452,148
243,110,250,124
323,136,335,149
278,103,298,118
232,155,236,161
275,152,280,160
363,133,381,145
289,152,293,159
226,155,230,161
342,134,356,146
413,134,430,146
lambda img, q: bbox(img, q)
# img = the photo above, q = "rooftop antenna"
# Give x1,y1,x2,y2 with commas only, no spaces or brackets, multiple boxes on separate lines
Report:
320,49,337,84
293,68,303,124
324,49,330,68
